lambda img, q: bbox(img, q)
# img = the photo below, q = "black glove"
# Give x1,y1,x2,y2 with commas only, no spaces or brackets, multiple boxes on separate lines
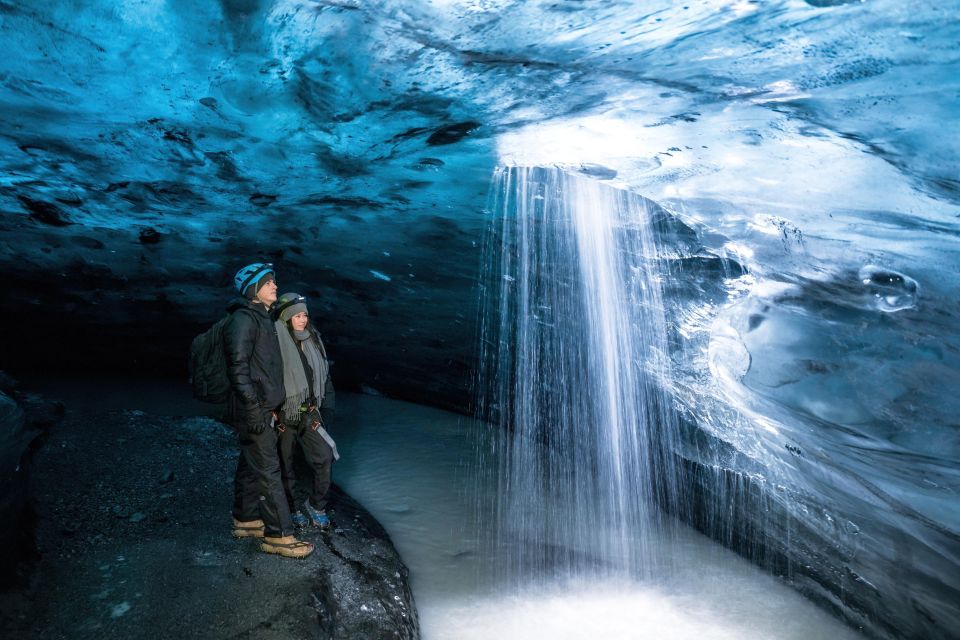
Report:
246,405,266,435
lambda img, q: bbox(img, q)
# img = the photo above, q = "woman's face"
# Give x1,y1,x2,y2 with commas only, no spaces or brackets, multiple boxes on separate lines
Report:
290,311,309,331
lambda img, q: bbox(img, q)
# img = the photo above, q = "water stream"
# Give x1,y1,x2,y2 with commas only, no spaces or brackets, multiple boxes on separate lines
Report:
476,166,684,583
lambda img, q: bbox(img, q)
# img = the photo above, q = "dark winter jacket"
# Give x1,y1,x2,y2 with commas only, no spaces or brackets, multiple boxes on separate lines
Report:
224,297,285,428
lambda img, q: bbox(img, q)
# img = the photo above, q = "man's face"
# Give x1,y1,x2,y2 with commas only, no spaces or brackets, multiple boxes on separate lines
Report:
255,276,278,305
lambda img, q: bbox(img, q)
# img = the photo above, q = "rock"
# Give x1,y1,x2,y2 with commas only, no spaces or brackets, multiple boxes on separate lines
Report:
5,387,420,639
18,392,65,429
0,371,19,395
0,390,40,585
314,486,420,640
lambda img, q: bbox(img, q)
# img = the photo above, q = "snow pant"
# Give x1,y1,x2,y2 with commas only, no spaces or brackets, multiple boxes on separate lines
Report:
232,410,294,538
278,408,334,512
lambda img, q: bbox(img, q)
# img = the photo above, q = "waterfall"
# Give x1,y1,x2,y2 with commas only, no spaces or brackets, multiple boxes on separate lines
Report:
478,166,683,586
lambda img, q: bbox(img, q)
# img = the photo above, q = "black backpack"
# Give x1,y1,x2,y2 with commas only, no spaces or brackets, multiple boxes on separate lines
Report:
188,315,232,403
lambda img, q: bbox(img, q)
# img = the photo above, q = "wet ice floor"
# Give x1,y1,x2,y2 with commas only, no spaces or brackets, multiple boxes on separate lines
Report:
332,392,864,640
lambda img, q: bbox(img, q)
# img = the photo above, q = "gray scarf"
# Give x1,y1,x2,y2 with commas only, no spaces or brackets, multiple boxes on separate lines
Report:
276,322,329,424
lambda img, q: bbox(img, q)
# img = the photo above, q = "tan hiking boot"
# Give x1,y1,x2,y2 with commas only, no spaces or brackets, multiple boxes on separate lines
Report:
232,518,265,538
260,535,314,559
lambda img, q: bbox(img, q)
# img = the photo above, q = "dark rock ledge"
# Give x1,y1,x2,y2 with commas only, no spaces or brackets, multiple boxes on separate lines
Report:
0,375,65,588
0,388,419,640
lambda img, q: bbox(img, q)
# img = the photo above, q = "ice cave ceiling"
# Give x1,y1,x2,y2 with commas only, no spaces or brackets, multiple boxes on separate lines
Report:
0,0,958,405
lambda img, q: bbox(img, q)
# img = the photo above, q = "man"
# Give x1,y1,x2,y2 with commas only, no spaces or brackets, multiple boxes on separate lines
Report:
224,262,314,558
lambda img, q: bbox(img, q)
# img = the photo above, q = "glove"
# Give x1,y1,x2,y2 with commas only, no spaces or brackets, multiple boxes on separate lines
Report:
246,405,266,435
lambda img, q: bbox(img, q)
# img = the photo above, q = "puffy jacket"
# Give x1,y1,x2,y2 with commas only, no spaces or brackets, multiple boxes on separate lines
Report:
224,298,285,427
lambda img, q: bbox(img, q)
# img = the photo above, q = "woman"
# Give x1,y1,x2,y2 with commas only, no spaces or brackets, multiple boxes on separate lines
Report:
273,292,338,529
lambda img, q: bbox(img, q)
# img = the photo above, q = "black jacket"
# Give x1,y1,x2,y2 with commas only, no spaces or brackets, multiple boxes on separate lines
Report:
224,298,285,420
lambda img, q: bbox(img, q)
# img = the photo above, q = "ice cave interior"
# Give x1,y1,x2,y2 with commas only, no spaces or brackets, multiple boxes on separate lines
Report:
0,1,958,638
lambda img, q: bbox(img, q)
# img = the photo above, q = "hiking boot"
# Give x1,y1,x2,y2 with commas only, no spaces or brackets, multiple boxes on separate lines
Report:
232,518,265,539
302,501,330,528
260,535,314,559
291,511,308,528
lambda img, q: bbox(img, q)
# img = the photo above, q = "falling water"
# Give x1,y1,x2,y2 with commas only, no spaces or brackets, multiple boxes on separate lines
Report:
477,166,684,584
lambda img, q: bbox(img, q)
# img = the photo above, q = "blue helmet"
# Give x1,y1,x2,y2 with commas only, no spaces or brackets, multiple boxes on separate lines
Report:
234,262,275,297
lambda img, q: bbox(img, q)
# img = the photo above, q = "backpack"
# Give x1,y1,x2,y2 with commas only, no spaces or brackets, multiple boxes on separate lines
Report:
188,315,232,403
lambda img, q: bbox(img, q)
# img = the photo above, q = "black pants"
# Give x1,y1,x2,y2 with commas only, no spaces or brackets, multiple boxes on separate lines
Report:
232,410,294,538
278,409,334,512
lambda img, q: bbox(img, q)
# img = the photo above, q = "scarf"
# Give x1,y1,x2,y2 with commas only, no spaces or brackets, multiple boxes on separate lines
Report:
276,322,329,424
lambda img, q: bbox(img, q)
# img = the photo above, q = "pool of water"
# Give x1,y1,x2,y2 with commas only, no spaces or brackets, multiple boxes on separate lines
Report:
331,392,864,640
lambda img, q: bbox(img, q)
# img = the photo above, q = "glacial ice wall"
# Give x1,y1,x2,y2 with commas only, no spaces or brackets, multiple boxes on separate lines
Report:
0,1,958,637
